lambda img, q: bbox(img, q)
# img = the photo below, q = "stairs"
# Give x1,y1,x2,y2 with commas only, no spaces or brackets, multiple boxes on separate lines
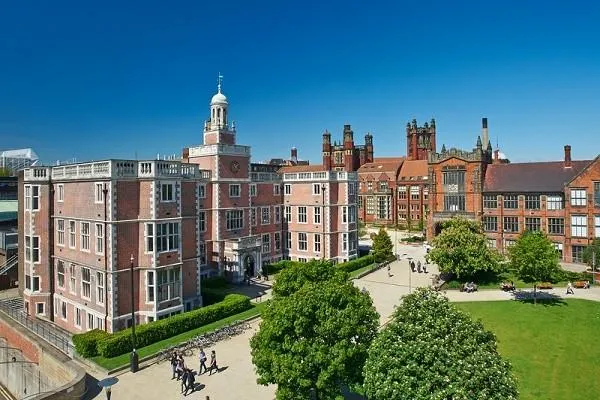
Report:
0,255,17,275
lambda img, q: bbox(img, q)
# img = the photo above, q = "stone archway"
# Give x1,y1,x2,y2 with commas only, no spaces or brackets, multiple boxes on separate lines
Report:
243,253,255,279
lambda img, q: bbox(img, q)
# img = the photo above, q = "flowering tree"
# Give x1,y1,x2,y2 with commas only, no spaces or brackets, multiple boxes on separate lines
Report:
363,288,518,400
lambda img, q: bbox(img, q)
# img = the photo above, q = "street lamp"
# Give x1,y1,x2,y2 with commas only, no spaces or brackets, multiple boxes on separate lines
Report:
98,377,118,400
130,254,139,373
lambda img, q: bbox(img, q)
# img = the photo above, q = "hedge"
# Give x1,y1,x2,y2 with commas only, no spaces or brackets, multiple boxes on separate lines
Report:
265,260,297,275
201,276,228,289
202,287,228,306
337,255,375,273
73,329,109,357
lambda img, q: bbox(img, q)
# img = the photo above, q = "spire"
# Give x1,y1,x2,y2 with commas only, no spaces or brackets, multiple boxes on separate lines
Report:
476,135,482,148
217,72,223,93
487,140,492,153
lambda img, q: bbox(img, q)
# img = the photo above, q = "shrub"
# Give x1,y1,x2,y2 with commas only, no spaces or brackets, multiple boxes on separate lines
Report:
404,235,425,243
202,287,228,306
73,329,109,357
201,276,228,289
337,255,375,273
97,294,251,358
266,260,298,275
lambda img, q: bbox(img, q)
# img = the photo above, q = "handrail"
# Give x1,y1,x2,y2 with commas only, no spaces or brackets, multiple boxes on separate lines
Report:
0,255,17,275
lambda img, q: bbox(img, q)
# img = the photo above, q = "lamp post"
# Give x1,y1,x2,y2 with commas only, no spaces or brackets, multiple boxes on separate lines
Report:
98,377,118,400
130,254,139,373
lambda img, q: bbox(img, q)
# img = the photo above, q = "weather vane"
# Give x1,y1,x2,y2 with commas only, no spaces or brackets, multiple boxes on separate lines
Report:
217,72,223,92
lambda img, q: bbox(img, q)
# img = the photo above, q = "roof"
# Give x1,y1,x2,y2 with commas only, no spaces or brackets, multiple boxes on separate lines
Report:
278,164,327,173
358,157,404,175
0,201,17,222
483,160,592,192
399,159,428,179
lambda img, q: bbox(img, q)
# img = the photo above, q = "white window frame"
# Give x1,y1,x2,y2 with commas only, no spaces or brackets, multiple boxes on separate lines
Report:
69,264,77,294
596,216,600,238
298,232,308,251
156,222,180,252
87,313,94,330
274,232,281,251
342,233,348,251
57,184,64,202
261,207,270,225
250,184,257,197
198,183,206,199
61,301,67,321
32,276,40,292
161,183,174,202
229,184,241,198
285,206,292,222
313,184,321,195
96,271,105,305
571,215,587,238
314,207,321,224
147,270,155,303
286,232,292,249
57,219,65,247
25,185,31,210
570,189,587,207
157,267,181,302
251,208,257,226
80,222,90,252
29,185,39,210
69,220,76,249
274,206,281,223
546,195,564,210
199,242,207,265
57,260,65,289
199,211,206,232
298,206,307,224
349,205,356,223
25,236,40,263
262,233,271,253
226,210,244,231
81,267,91,300
314,234,321,253
95,183,104,204
342,206,348,223
273,184,280,195
95,223,104,254
284,184,291,195
36,302,45,316
75,308,82,328
145,223,154,253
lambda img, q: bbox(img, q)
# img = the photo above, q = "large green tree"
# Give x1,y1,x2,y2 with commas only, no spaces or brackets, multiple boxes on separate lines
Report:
426,217,502,278
363,288,518,400
508,230,561,302
372,228,394,262
271,259,347,298
583,239,600,272
251,276,379,399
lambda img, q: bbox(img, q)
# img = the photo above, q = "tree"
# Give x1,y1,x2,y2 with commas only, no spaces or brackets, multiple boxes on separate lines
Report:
372,228,394,262
358,221,367,238
363,288,518,400
426,217,502,278
251,277,379,399
271,259,347,298
508,230,561,303
0,167,11,177
583,239,600,272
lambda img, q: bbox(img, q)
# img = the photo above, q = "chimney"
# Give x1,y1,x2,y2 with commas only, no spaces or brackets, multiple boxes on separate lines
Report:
481,118,489,151
493,149,500,164
564,145,572,168
291,147,298,163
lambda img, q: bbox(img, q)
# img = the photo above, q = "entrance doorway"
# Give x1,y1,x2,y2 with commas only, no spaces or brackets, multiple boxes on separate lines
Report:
243,254,255,279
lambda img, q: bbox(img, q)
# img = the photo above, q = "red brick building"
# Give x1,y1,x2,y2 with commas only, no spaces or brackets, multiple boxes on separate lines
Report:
19,80,358,334
322,125,373,171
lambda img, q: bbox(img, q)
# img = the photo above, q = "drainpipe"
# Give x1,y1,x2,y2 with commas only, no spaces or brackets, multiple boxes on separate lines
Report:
49,183,55,322
103,184,109,332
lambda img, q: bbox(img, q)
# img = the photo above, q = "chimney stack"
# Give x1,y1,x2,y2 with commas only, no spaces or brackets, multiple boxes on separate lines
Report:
291,147,298,163
564,145,572,168
481,118,489,151
493,149,500,164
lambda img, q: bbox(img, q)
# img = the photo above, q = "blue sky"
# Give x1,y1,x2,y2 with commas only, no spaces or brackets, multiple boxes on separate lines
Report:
1,0,599,164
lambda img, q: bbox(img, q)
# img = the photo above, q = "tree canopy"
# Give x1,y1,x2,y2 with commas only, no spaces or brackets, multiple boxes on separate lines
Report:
426,217,502,278
251,272,379,399
271,259,347,298
508,230,561,284
363,288,518,400
583,239,600,271
372,228,394,262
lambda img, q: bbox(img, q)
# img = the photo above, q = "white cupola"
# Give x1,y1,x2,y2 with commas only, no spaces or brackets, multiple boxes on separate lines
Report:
210,74,228,129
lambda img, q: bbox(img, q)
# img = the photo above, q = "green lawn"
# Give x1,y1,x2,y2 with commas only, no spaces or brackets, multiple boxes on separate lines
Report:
90,302,268,371
445,269,593,290
348,263,377,279
456,299,600,400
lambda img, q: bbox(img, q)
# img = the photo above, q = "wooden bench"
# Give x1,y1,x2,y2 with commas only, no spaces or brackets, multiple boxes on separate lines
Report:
574,281,589,289
537,282,553,289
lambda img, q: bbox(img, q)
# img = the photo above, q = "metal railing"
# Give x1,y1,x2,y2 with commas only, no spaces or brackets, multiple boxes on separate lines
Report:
0,256,18,275
0,300,73,357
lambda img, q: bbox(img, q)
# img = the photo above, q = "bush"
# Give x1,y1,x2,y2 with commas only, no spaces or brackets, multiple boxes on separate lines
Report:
337,255,375,273
266,260,298,275
97,294,251,358
404,235,425,243
201,276,228,289
202,287,228,306
73,329,109,357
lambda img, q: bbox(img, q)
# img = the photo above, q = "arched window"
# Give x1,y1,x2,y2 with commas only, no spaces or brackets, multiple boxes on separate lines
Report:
223,109,227,124
217,108,221,120
212,108,215,120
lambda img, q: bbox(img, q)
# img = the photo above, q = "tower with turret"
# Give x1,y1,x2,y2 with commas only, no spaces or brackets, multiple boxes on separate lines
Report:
406,118,437,160
321,125,374,172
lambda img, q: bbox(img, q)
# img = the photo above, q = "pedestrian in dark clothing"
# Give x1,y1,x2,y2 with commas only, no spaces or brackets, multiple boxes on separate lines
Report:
417,260,422,273
181,369,189,393
184,370,196,396
170,353,178,379
423,262,428,274
199,348,208,374
209,350,219,375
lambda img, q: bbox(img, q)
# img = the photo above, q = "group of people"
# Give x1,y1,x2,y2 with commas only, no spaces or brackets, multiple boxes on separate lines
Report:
461,282,478,293
500,281,516,292
409,260,427,274
169,348,220,396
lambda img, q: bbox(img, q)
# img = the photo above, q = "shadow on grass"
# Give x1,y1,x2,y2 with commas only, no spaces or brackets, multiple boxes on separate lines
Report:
513,290,568,306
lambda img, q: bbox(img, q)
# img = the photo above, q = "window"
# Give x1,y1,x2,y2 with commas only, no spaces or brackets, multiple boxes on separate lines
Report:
398,186,407,199
298,233,307,251
524,195,540,210
349,205,356,223
57,184,64,202
503,195,518,209
81,267,91,299
274,206,281,223
483,216,497,232
145,223,154,252
261,207,270,224
554,243,563,258
229,184,241,198
547,195,564,210
442,170,466,211
199,212,206,232
423,187,429,200
273,184,280,195
342,233,348,251
97,317,104,331
226,210,244,230
57,261,65,288
595,216,600,237
410,186,419,200
503,216,519,233
314,207,321,224
75,308,81,327
80,222,90,251
594,182,600,207
366,196,375,215
285,206,291,222
95,183,104,204
25,236,40,263
525,217,541,231
314,234,321,253
96,271,104,304
88,313,94,330
198,184,206,199
367,182,373,191
571,215,587,237
298,206,307,223
25,274,31,290
161,183,174,202
249,184,257,197
95,223,104,254
284,184,291,195
32,276,40,291
487,239,497,249
61,302,67,320
349,182,356,195
57,219,65,246
69,221,76,248
262,234,270,253
69,264,76,293
274,232,281,251
251,208,257,226
298,258,308,263
343,207,348,223
483,195,497,209
157,267,181,302
25,186,39,210
286,232,292,249
313,184,321,195
548,218,565,235
379,181,388,191
156,222,180,251
570,189,587,206
147,271,155,302
572,245,586,263
358,196,363,209
199,242,207,265
377,197,390,219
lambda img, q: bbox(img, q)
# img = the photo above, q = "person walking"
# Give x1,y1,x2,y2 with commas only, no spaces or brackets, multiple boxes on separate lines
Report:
181,368,189,394
209,350,219,375
198,348,208,375
387,264,392,277
417,260,422,273
170,352,178,379
184,369,196,396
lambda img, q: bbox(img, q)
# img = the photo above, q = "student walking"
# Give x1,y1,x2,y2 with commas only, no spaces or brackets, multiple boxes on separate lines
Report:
184,369,196,396
181,368,189,393
209,350,219,375
198,348,208,374
170,352,178,379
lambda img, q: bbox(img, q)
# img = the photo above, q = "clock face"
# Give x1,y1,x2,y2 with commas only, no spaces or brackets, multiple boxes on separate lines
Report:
230,161,240,173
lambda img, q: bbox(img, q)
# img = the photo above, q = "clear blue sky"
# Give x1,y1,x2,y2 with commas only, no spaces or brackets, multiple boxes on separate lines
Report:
1,0,599,164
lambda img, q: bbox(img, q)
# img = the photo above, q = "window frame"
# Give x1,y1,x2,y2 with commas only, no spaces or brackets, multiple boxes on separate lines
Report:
80,222,90,252
199,211,206,232
250,184,257,197
314,206,321,224
96,271,105,305
156,222,180,252
547,218,565,235
95,182,104,204
69,220,76,249
314,233,321,253
57,219,65,247
57,184,64,202
546,195,564,210
570,189,587,207
262,233,270,253
298,232,308,251
95,223,104,254
198,183,206,199
147,270,155,303
298,206,307,224
261,207,270,225
228,184,241,198
503,194,519,209
226,210,244,231
524,195,540,210
503,216,519,233
312,184,321,195
81,267,91,300
570,215,587,238
57,260,65,289
284,184,291,195
482,216,497,232
524,217,541,232
161,183,174,202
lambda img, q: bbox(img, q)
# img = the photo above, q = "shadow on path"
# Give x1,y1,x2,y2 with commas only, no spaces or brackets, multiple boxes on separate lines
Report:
513,290,568,306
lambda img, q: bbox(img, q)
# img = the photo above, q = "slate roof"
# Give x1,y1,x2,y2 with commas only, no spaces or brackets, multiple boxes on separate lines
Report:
483,160,592,192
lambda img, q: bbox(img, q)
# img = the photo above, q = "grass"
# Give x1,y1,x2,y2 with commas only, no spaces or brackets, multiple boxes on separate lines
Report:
348,263,377,279
444,269,593,290
456,299,600,400
90,301,269,371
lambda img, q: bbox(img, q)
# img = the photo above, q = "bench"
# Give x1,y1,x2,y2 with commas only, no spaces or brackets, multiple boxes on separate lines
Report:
537,282,553,289
574,281,590,289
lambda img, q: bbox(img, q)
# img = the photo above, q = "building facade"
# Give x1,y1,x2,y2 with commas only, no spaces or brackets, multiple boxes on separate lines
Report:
19,80,358,334
322,125,373,172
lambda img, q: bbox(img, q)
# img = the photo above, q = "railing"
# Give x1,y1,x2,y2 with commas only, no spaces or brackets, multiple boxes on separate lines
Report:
250,172,281,182
282,171,359,182
0,256,17,275
0,301,73,357
0,232,17,251
23,168,50,181
188,144,251,158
